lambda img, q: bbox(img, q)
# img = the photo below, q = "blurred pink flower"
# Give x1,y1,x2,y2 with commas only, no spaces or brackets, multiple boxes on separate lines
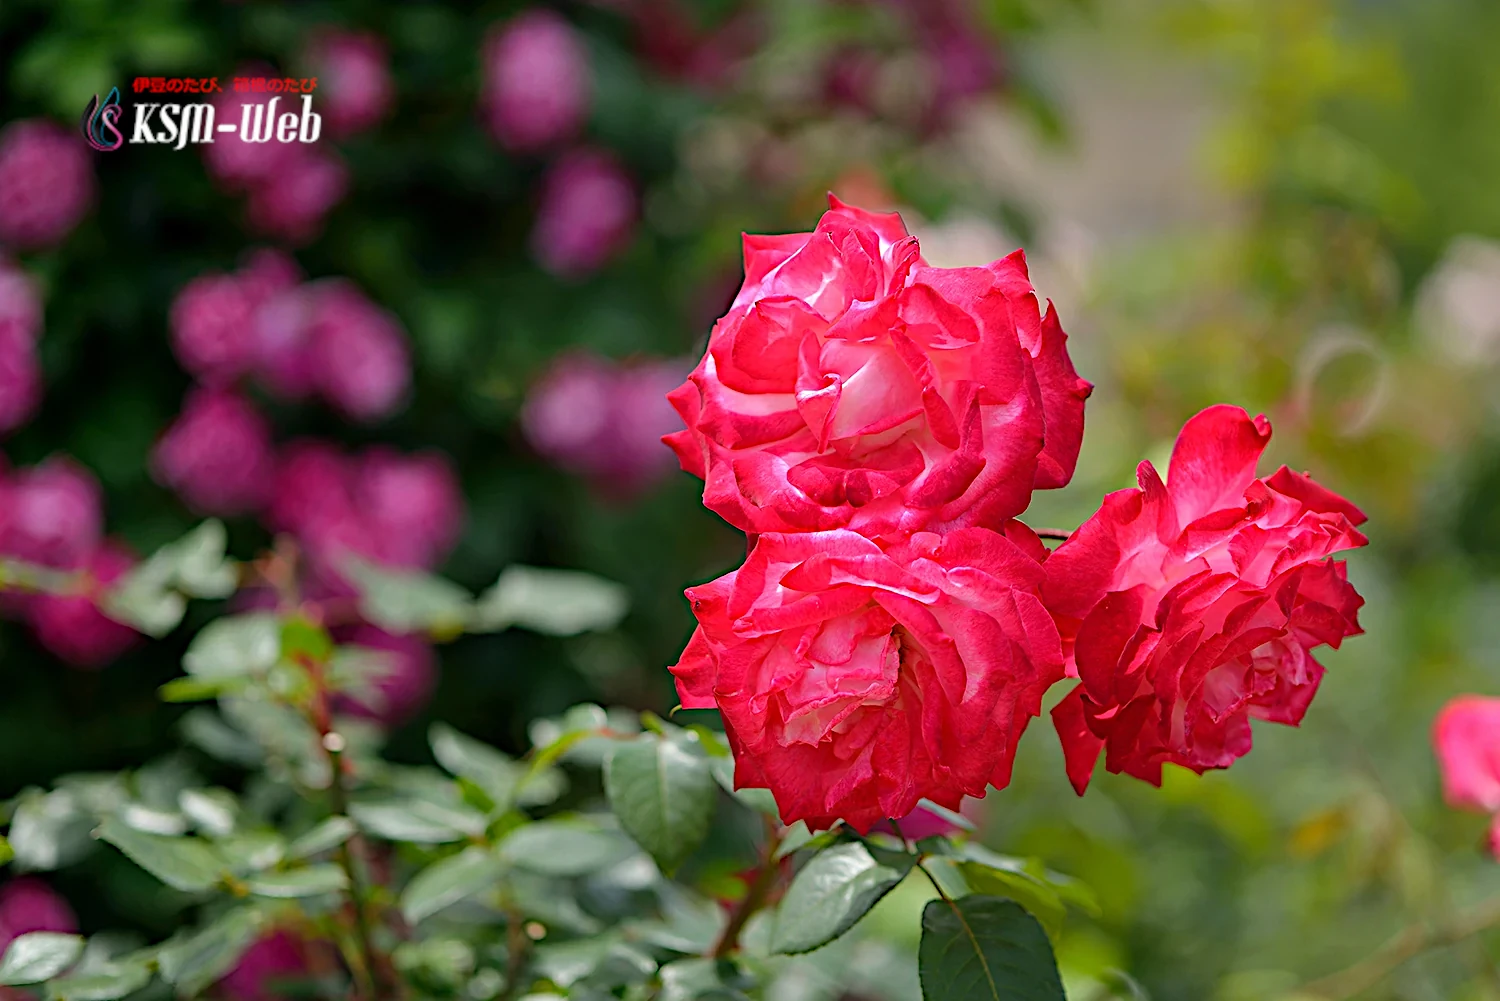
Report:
306,30,394,138
530,149,636,278
1434,695,1500,859
237,246,303,302
0,877,76,950
204,82,297,191
0,456,102,569
355,448,464,569
170,273,258,384
482,10,591,153
0,326,40,435
27,541,139,668
151,387,276,516
304,280,410,422
335,624,438,726
522,352,683,496
0,121,95,251
249,284,319,400
244,147,349,246
0,259,42,343
216,931,313,1001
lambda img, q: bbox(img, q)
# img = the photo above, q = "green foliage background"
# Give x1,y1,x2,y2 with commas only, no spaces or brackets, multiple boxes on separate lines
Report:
3,0,1500,998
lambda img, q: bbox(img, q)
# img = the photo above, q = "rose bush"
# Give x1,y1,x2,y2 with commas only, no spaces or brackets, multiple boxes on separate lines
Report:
665,196,1091,537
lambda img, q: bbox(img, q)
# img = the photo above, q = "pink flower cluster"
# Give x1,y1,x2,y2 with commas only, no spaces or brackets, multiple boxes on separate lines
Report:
0,456,140,668
522,352,687,496
0,120,95,252
205,34,391,245
1434,695,1500,860
666,199,1368,832
481,11,637,278
0,258,43,435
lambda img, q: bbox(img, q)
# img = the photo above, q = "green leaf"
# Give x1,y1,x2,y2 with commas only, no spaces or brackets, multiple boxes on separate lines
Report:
498,820,632,877
918,896,1065,1001
280,616,334,665
0,933,85,985
0,836,12,867
9,789,98,871
286,816,356,860
430,723,520,807
178,789,238,838
400,847,505,924
771,842,914,954
182,613,282,679
103,521,235,635
472,565,629,635
349,800,481,844
603,735,717,875
96,817,227,892
46,954,153,1000
343,557,473,636
246,865,348,898
156,908,263,997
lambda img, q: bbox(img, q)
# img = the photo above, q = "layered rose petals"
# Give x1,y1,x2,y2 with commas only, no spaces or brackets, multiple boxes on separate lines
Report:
665,195,1090,537
1433,695,1500,859
672,527,1062,831
1044,405,1368,793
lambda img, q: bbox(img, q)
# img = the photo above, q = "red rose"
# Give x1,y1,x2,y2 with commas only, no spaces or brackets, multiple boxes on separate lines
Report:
664,195,1090,537
1433,695,1500,859
1045,405,1368,793
671,527,1062,831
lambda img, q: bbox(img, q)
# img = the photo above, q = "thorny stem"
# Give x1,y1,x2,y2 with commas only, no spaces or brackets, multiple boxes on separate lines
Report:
711,815,785,959
499,900,529,1001
302,652,391,1001
1298,895,1500,999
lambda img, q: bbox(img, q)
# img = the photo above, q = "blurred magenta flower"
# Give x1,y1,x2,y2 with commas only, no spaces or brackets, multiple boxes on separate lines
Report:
217,931,314,1001
170,273,258,385
27,541,139,668
355,448,464,569
0,325,41,435
305,30,394,138
482,10,591,153
0,120,95,251
151,387,276,516
0,456,102,569
335,623,438,726
0,877,76,949
304,280,410,421
204,81,297,191
0,258,42,342
522,351,684,496
1434,695,1500,859
244,147,349,246
530,149,636,278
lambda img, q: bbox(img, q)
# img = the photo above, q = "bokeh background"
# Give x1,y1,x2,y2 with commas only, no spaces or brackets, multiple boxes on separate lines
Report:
2,0,1499,998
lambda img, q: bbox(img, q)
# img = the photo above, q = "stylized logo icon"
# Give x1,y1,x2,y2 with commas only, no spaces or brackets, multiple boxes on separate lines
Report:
81,88,124,151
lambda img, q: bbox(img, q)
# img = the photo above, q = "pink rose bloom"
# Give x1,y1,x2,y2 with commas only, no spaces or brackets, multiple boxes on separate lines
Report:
334,624,438,726
244,147,349,246
1045,406,1368,794
521,352,684,496
266,439,361,543
0,121,95,251
0,325,40,435
531,150,636,278
151,387,276,516
237,246,302,303
671,527,1062,831
1433,695,1500,859
482,10,591,153
0,259,42,343
355,448,464,568
28,541,139,668
0,456,102,568
0,877,76,949
203,83,296,191
664,195,1091,537
249,285,318,400
170,273,258,384
216,931,313,1001
305,30,394,138
304,280,410,421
